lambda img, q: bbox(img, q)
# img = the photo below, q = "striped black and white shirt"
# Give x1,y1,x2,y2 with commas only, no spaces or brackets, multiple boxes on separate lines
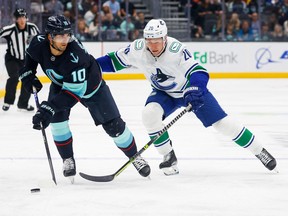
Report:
0,22,39,60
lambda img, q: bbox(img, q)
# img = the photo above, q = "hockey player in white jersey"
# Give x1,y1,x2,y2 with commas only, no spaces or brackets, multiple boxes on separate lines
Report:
96,19,277,175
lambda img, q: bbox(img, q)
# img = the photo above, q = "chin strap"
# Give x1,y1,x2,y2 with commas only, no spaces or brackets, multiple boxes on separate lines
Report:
51,41,62,52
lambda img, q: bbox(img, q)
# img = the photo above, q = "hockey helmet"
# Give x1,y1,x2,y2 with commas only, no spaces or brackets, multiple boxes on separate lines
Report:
45,15,72,35
143,19,167,39
14,8,27,18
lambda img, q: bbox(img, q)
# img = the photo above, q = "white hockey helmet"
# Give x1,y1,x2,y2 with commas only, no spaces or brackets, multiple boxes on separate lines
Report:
143,19,167,39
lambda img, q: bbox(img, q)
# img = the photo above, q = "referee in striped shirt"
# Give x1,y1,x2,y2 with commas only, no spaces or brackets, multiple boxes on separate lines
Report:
0,8,39,111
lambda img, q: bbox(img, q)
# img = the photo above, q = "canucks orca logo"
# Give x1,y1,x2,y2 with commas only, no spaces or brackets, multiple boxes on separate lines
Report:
150,68,176,90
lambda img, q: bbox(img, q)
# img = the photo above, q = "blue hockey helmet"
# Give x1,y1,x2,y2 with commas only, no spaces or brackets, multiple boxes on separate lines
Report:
14,8,27,18
45,15,72,35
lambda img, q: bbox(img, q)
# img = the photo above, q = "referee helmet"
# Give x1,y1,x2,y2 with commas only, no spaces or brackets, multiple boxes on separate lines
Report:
13,8,27,18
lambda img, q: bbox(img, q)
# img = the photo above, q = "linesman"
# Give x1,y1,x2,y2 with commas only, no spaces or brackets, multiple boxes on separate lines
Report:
0,8,39,111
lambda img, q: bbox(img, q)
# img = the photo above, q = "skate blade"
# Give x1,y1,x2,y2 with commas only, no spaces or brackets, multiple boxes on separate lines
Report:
68,176,75,184
161,165,179,176
272,167,279,174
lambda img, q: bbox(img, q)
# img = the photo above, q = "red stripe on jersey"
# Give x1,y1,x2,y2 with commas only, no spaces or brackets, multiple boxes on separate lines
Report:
64,90,80,102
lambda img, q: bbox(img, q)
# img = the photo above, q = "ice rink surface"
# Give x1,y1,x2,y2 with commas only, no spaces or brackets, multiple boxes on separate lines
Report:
0,79,288,216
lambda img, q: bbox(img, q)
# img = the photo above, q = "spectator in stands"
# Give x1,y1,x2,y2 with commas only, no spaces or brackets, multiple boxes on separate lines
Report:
88,13,100,40
181,0,201,23
229,12,241,32
284,20,288,38
237,19,254,41
44,0,64,15
270,23,285,41
81,0,95,13
134,12,147,39
224,21,237,41
227,0,247,14
63,10,75,27
75,18,91,41
101,5,114,30
31,0,44,14
213,13,224,39
191,25,205,39
260,22,272,41
267,13,279,32
210,0,223,16
103,0,121,17
64,0,86,17
246,0,259,15
194,0,214,30
119,15,136,41
278,0,288,25
84,3,98,26
262,0,280,16
103,1,122,29
250,12,261,40
120,0,137,20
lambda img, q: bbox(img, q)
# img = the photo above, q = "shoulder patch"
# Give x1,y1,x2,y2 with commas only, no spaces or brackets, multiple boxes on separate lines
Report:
36,35,45,42
134,39,144,50
169,42,182,53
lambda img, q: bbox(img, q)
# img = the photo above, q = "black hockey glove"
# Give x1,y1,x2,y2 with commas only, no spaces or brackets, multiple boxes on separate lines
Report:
183,86,205,112
19,70,43,93
32,101,55,130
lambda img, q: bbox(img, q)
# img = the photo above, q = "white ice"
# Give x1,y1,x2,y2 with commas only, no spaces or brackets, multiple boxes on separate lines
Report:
0,79,288,216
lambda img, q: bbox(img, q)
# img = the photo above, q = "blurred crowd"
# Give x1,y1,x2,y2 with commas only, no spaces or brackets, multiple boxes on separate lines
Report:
180,0,288,41
29,0,288,41
30,0,147,41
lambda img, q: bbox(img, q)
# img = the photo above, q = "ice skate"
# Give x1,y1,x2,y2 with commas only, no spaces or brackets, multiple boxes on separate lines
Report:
159,150,179,176
256,148,277,172
132,155,151,177
63,157,76,183
18,104,34,112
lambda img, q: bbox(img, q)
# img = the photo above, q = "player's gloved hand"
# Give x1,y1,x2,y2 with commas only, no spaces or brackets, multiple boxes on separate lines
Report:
183,86,205,112
22,75,43,93
32,101,55,130
19,69,43,93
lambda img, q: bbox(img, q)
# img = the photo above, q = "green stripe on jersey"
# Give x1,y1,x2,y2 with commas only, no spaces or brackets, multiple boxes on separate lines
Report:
107,52,127,71
234,128,254,147
150,131,170,146
186,65,207,80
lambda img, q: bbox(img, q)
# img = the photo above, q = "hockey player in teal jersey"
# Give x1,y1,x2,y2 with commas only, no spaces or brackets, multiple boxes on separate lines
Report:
96,19,277,176
18,15,150,180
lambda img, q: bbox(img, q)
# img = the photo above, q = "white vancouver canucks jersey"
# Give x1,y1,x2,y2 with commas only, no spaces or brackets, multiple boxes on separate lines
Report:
107,36,208,98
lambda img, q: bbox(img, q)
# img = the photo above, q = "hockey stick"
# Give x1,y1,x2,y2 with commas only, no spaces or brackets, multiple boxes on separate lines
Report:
33,87,57,185
79,104,192,182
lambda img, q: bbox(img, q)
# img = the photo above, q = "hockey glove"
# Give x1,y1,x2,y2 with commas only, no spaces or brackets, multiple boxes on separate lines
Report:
32,101,55,130
183,86,205,112
20,70,43,93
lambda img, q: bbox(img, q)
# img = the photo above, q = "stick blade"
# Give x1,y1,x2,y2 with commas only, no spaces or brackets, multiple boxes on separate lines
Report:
79,172,115,182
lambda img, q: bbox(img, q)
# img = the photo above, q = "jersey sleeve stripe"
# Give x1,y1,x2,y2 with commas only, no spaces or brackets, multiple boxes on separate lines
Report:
108,51,128,70
184,63,198,78
185,64,207,80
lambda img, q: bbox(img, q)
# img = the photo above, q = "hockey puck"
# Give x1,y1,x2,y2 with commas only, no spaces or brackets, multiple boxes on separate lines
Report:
30,188,40,193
